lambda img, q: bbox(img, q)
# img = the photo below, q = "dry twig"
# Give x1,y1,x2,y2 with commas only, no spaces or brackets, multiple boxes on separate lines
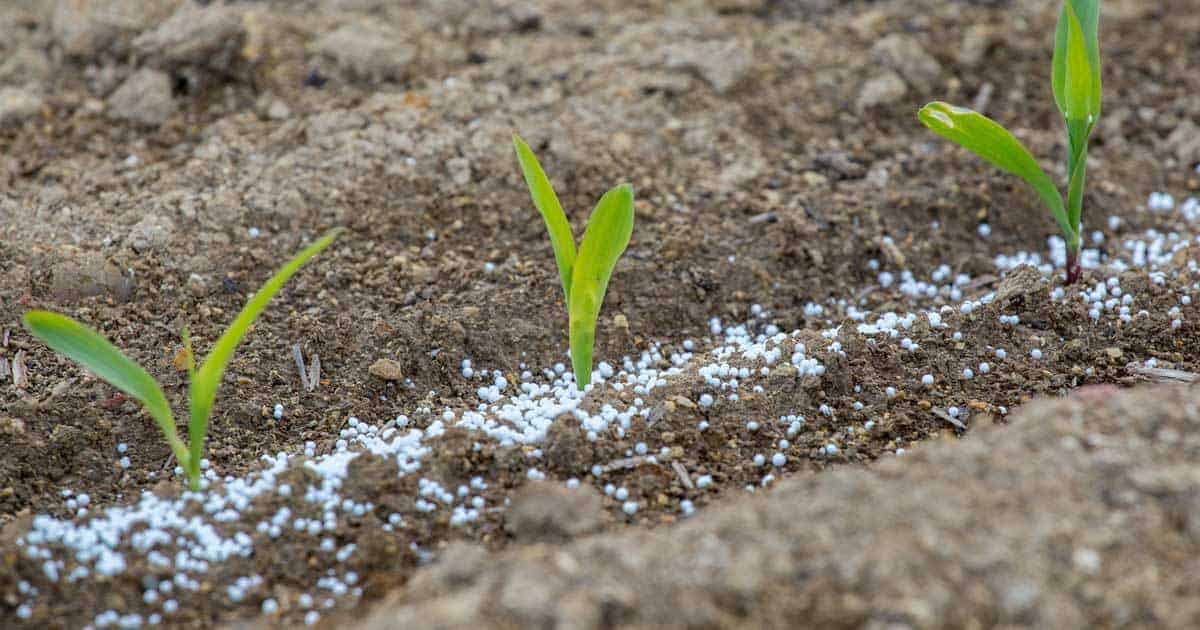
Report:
933,408,966,430
1126,363,1198,384
672,461,694,490
12,351,29,389
292,344,309,391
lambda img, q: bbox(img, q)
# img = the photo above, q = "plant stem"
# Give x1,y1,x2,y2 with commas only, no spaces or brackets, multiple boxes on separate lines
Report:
1065,249,1082,285
186,460,201,492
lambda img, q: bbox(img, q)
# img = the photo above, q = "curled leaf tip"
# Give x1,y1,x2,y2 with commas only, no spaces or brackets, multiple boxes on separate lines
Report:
922,108,954,129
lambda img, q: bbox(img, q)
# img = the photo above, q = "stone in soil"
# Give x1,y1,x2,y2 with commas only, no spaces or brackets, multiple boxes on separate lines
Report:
311,22,416,83
132,3,247,72
106,68,176,126
369,358,405,382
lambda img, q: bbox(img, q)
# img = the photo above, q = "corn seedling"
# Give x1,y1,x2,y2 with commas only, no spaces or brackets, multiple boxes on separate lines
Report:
23,229,343,491
513,134,634,390
919,0,1101,284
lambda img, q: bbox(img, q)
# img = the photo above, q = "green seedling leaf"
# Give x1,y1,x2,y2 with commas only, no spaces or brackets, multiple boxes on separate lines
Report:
1063,5,1095,122
187,229,343,485
923,1,1100,284
512,131,635,389
22,230,341,491
1061,3,1100,220
1053,0,1102,123
513,134,576,301
23,311,190,467
918,102,1074,242
569,184,634,389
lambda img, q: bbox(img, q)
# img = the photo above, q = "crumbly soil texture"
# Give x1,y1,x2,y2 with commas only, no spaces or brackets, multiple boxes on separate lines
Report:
1,0,1199,628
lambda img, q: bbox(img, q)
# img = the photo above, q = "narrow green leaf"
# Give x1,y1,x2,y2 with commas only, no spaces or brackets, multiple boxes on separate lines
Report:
1052,4,1070,117
1066,118,1090,166
187,229,343,483
23,311,189,466
1053,0,1102,121
1075,0,1102,118
568,184,634,389
1065,115,1092,196
918,102,1074,242
513,134,577,302
1062,5,1095,122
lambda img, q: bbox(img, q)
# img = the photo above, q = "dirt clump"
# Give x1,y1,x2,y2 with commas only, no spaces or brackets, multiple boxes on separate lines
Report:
504,481,607,543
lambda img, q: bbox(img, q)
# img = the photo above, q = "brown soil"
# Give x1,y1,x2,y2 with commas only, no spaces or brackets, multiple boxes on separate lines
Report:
362,384,1200,629
1,0,1199,628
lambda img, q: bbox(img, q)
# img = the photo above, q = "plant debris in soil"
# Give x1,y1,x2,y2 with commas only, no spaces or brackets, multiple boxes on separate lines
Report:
2,0,1200,628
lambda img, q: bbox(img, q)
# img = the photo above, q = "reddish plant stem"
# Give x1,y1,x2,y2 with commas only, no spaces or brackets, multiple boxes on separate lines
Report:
1065,250,1082,285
